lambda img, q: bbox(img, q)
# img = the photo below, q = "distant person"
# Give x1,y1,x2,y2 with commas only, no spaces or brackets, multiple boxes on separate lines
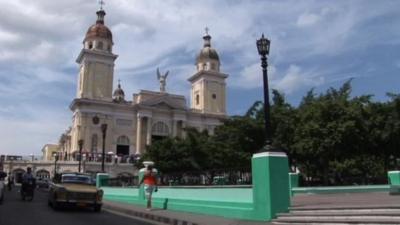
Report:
7,172,13,191
139,165,158,210
21,167,36,191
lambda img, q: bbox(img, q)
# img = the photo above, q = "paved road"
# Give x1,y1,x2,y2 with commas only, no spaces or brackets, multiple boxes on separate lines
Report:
0,187,155,225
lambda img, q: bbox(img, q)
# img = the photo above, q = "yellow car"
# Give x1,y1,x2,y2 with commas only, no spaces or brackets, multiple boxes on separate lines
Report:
48,173,103,212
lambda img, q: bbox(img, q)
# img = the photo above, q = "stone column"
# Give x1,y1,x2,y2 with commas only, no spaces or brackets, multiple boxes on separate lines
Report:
146,117,152,145
75,125,82,158
136,115,142,155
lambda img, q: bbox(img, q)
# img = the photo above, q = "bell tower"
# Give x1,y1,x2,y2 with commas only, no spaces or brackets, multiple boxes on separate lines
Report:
76,7,118,101
188,29,228,115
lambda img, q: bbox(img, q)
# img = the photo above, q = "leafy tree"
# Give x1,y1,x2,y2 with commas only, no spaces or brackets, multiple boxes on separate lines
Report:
140,80,400,186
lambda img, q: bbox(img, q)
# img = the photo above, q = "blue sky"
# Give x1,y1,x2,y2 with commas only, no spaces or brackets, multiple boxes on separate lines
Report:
0,0,399,155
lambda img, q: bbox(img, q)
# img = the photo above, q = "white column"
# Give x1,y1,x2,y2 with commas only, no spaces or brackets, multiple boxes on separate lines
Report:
136,115,142,155
146,117,152,145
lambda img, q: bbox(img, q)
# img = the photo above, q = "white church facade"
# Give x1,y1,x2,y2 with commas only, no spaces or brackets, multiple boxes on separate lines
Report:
56,7,228,162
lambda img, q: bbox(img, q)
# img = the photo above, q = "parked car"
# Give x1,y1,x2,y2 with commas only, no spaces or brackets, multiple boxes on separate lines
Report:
0,172,7,204
36,178,50,189
48,173,103,211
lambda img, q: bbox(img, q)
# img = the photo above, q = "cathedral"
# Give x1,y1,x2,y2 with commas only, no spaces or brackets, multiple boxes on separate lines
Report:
57,7,228,161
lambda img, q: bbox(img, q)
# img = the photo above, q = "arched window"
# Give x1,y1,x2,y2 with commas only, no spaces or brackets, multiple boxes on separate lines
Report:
151,121,169,136
117,136,130,145
212,94,217,99
196,94,200,105
91,134,98,153
88,41,93,49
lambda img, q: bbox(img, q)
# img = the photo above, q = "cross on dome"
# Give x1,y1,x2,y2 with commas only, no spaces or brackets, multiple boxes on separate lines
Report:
205,27,209,35
99,0,105,10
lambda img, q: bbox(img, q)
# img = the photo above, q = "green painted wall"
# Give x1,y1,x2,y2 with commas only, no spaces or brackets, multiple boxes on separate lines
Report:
289,173,299,197
103,187,255,220
102,152,291,221
388,171,400,185
96,173,109,188
388,171,400,195
252,152,290,220
103,184,392,221
138,169,145,200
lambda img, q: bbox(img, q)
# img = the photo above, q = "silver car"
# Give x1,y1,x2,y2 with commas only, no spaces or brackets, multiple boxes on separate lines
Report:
0,172,6,204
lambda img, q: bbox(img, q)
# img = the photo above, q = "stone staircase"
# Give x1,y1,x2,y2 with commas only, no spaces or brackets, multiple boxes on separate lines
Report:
272,205,400,225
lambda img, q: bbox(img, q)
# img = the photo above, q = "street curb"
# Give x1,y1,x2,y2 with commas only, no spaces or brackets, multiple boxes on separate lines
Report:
103,202,199,225
104,208,166,225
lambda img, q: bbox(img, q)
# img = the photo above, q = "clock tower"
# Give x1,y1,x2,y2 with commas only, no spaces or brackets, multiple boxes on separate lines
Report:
76,8,118,101
188,29,228,115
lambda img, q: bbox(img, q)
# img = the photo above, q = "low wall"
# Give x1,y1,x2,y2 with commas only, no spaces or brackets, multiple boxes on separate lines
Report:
103,184,394,221
102,158,398,221
103,187,255,220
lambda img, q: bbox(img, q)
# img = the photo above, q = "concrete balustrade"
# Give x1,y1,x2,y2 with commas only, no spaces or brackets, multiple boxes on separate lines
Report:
101,152,291,221
388,170,400,195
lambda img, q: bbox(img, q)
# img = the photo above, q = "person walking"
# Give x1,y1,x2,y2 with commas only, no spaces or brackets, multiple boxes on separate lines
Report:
7,173,13,191
139,165,158,210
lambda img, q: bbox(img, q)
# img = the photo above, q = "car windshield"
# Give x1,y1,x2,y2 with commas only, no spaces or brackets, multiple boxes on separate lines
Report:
61,175,92,184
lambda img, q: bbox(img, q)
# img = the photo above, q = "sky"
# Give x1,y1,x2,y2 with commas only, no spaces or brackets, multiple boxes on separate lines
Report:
0,0,399,156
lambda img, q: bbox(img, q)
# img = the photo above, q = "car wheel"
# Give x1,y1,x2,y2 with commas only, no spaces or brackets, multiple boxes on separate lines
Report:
94,204,102,212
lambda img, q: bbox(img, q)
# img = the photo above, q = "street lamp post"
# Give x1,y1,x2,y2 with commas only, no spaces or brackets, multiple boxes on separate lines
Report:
53,153,59,178
78,139,84,173
256,34,280,153
101,123,108,172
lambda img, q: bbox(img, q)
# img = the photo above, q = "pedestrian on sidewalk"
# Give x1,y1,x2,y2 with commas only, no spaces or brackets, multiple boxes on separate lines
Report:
7,172,13,191
139,164,158,210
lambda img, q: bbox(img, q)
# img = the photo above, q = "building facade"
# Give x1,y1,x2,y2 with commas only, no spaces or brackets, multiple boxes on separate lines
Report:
57,8,228,162
41,144,59,161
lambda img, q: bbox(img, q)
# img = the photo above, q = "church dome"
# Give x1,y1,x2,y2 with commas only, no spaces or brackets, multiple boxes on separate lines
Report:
113,82,125,103
195,29,221,72
85,24,112,41
196,32,219,64
84,9,113,43
196,47,219,63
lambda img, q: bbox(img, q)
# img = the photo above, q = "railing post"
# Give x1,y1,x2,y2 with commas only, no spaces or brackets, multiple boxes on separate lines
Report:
138,168,146,200
252,152,290,221
289,172,300,197
96,173,109,188
388,170,400,195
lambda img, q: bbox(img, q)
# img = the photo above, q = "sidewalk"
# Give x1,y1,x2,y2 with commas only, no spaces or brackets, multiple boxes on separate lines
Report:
291,191,400,209
103,200,273,225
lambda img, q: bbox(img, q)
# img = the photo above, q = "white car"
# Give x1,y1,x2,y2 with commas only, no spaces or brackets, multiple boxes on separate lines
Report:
0,172,6,204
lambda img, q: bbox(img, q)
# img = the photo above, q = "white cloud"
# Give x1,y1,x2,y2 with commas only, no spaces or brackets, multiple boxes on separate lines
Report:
0,104,70,155
231,63,277,89
297,13,320,27
275,65,324,94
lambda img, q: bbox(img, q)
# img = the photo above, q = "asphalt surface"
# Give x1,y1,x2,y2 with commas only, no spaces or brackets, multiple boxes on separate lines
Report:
0,187,155,225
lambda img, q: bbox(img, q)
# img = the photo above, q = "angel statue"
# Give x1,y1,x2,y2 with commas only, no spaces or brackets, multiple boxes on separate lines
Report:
157,68,169,93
